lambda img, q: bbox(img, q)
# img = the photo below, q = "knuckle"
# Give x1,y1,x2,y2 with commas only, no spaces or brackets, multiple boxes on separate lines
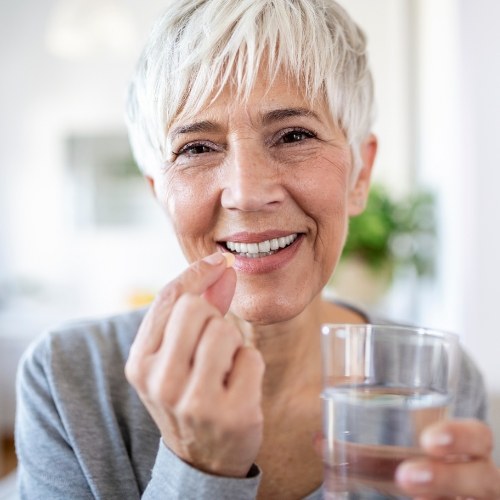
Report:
191,259,213,276
226,325,244,347
226,407,263,433
157,281,183,306
203,319,226,346
247,406,264,427
215,317,240,339
204,318,241,348
174,292,202,315
148,380,177,408
246,347,266,373
174,292,219,322
182,261,208,285
124,356,142,386
176,396,211,425
149,383,166,404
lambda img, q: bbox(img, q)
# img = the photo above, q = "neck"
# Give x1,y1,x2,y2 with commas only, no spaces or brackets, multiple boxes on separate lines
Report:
227,294,364,405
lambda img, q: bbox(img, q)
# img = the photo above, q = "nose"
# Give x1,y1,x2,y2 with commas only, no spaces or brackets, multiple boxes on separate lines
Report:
220,144,285,212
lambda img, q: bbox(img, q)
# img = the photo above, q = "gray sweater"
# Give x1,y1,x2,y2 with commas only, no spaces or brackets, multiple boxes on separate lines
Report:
15,307,487,499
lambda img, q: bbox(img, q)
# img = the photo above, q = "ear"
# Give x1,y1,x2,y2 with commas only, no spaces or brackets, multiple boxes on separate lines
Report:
144,175,157,198
347,134,377,216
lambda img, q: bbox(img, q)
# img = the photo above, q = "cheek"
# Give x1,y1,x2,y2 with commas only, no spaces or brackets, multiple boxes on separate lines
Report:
296,154,350,227
297,155,350,268
157,172,219,256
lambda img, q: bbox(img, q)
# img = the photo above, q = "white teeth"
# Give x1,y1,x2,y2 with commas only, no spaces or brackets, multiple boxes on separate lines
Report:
258,240,271,252
247,243,259,253
224,233,298,257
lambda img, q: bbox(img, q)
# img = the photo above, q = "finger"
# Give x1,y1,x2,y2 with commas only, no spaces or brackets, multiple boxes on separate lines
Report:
203,267,237,315
227,346,265,401
187,317,243,392
312,431,326,459
420,419,494,459
396,457,500,498
132,252,234,355
155,294,222,387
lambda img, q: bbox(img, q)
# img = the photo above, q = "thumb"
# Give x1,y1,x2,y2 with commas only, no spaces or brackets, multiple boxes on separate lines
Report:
203,266,236,315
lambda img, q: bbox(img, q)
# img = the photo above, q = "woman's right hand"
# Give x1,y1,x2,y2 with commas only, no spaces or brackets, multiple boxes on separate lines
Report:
125,252,265,477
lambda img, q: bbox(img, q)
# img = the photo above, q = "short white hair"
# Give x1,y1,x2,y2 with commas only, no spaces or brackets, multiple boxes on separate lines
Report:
125,0,374,179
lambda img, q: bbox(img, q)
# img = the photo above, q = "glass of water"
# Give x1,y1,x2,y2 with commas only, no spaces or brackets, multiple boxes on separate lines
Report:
321,324,460,499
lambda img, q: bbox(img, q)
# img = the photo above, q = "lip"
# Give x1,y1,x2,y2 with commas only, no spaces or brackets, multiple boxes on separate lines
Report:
217,233,304,274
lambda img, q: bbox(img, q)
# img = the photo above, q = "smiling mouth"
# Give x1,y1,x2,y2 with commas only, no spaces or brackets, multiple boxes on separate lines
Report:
222,233,299,258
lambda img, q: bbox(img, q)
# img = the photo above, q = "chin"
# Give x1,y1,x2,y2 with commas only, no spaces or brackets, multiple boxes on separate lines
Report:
229,286,314,325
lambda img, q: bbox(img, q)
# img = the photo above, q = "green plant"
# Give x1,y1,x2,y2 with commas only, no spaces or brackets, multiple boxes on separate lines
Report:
340,184,437,279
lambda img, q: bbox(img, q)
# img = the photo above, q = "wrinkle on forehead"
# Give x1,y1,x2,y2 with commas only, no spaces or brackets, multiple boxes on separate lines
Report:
168,71,335,144
168,67,328,132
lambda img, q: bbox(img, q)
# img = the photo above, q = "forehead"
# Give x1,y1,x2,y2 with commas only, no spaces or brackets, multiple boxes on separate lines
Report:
169,70,332,132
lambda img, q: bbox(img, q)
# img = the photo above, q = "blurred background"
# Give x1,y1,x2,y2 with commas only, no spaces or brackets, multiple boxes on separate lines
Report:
1,0,500,490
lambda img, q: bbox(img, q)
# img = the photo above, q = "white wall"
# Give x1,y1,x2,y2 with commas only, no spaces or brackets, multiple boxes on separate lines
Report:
337,0,415,194
0,0,186,432
413,0,465,333
0,0,187,323
415,0,500,463
458,0,500,393
458,0,500,465
458,0,500,464
418,0,500,390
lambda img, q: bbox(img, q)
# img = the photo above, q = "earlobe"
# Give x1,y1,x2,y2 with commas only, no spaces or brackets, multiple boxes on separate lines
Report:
348,134,377,216
145,175,157,198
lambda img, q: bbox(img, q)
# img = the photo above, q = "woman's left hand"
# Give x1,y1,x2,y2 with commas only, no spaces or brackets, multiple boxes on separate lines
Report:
396,419,500,498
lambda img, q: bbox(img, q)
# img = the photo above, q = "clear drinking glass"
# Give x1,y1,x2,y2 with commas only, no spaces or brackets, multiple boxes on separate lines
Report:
321,324,460,499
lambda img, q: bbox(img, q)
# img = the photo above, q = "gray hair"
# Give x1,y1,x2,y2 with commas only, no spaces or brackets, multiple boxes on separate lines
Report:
125,0,374,179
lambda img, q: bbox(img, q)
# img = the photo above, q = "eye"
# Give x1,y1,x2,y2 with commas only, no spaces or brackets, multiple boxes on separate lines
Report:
277,128,317,144
173,141,216,157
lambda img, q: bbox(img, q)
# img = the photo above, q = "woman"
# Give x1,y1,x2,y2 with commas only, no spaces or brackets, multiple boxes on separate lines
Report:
16,0,500,498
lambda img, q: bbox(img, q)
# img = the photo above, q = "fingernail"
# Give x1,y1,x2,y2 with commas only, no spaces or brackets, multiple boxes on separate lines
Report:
203,252,226,265
222,252,235,268
203,252,235,267
396,463,433,484
422,429,453,448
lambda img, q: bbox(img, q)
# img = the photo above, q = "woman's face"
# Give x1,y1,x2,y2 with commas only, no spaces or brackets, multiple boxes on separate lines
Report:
149,72,374,324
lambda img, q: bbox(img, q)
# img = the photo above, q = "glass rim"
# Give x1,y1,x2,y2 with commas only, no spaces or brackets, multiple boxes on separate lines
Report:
321,323,459,343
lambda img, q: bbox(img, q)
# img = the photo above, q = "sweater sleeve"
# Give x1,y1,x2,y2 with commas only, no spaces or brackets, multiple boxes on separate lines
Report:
142,441,261,500
15,338,95,500
16,329,262,500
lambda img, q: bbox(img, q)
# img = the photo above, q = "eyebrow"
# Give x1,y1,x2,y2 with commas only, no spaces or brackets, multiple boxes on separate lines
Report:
261,107,321,125
169,107,322,141
169,120,221,141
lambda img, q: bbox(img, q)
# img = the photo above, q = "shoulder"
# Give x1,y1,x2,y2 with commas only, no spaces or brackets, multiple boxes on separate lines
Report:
18,307,148,389
16,307,159,495
32,307,146,358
